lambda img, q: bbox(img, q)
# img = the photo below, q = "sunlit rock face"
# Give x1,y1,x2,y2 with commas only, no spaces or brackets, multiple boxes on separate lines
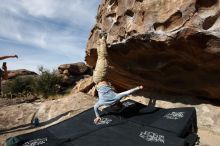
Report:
7,69,37,79
86,0,220,99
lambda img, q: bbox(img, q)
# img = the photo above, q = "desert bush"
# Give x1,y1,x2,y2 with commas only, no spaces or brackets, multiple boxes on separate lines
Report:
2,76,35,96
33,66,63,97
1,66,63,98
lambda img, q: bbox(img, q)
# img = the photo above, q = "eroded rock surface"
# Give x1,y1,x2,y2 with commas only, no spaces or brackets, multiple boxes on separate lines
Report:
71,76,96,96
86,0,220,99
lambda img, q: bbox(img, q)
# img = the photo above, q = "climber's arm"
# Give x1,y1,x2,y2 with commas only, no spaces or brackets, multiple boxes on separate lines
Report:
94,102,101,118
94,101,106,124
0,55,18,60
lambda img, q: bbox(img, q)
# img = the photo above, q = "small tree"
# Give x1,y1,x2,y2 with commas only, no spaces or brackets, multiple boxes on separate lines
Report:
34,66,62,97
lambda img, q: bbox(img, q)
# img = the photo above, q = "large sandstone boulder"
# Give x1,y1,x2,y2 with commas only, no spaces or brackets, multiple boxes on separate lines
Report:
7,69,37,79
71,76,95,96
86,0,220,99
58,62,90,75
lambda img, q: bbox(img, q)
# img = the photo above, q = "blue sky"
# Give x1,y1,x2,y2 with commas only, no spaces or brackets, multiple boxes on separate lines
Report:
0,0,101,72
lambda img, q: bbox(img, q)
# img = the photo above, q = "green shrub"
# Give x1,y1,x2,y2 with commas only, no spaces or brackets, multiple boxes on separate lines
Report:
34,66,63,97
2,66,63,98
2,76,35,95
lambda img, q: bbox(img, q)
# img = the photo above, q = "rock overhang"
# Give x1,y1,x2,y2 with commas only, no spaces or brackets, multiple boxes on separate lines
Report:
86,0,220,99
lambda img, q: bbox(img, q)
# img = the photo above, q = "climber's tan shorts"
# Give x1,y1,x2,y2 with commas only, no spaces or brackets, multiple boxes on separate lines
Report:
93,37,108,84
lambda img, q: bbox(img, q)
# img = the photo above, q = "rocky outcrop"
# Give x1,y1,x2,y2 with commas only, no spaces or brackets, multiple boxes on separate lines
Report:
58,62,92,86
71,76,96,96
7,69,37,79
86,0,220,99
58,62,90,75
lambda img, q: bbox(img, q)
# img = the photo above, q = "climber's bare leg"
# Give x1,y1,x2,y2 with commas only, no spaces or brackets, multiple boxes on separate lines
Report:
0,55,18,60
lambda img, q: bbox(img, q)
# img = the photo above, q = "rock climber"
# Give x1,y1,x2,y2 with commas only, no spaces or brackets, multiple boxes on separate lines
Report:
93,33,143,124
0,55,18,94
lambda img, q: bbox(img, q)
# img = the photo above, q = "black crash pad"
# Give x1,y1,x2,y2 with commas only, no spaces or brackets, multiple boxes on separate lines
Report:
5,100,198,146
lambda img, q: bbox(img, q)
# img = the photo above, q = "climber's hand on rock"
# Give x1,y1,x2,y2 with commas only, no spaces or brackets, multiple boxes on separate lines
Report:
94,117,101,124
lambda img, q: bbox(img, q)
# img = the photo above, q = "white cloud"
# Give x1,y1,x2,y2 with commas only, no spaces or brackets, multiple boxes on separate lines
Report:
19,0,99,27
20,0,57,18
0,0,101,58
